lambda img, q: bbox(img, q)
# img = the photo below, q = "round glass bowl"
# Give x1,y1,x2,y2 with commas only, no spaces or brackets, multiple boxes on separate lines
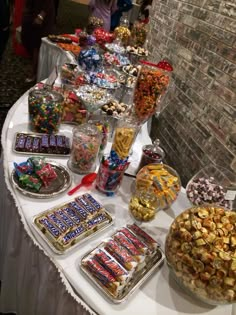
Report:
165,205,236,305
186,165,236,210
136,163,181,210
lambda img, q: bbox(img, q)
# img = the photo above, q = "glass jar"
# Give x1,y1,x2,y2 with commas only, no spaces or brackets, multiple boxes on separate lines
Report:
136,163,181,210
186,164,236,210
137,139,165,173
28,86,63,133
165,205,236,305
68,123,101,174
131,21,149,47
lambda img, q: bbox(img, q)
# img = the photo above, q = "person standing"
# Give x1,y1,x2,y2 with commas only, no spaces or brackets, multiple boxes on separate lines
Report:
110,0,133,31
0,0,12,62
89,0,117,32
21,0,55,82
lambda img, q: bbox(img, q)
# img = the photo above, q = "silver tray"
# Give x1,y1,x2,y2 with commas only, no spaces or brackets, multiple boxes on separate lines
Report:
13,132,71,157
31,200,114,255
11,160,72,199
80,241,165,303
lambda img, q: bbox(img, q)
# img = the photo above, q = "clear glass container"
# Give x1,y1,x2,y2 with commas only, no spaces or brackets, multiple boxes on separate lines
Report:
136,163,181,210
28,86,63,133
186,164,236,210
137,139,165,173
165,205,236,305
131,21,149,47
68,123,101,174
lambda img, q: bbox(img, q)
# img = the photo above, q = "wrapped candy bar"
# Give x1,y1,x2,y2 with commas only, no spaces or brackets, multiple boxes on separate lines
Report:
32,137,41,153
83,193,103,211
113,232,145,263
69,201,90,220
36,163,57,187
25,136,33,152
104,239,137,271
94,249,131,283
59,224,86,248
15,133,26,151
76,195,97,215
54,209,76,228
14,161,34,176
47,213,69,233
127,224,159,251
28,156,46,171
37,217,61,239
86,212,111,231
118,228,148,254
62,207,83,225
84,257,121,297
18,174,42,192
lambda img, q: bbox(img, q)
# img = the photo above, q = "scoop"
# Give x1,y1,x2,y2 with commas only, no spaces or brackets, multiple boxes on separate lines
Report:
67,172,97,196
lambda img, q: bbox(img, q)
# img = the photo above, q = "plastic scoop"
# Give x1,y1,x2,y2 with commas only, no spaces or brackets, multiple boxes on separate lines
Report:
67,172,97,196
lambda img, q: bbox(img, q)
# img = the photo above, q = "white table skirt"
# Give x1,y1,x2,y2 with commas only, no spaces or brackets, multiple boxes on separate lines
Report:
37,37,76,82
0,88,235,315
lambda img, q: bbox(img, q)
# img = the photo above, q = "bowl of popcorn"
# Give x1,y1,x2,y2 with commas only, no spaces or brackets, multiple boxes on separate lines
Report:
165,205,236,305
186,165,236,210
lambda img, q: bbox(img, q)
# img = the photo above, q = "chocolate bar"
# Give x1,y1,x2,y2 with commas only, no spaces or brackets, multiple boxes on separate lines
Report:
69,201,89,220
54,209,76,228
49,134,57,153
85,258,121,296
60,224,86,246
113,232,145,263
86,212,110,230
104,239,137,271
32,137,41,152
118,228,148,254
25,136,33,152
56,135,66,154
38,217,61,239
64,137,70,154
83,193,103,211
40,135,49,152
94,249,131,283
76,196,97,215
47,213,69,233
63,207,83,224
15,134,26,151
127,224,158,250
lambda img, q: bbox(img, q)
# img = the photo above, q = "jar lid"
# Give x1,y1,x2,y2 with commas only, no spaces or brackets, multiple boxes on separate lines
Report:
29,85,63,103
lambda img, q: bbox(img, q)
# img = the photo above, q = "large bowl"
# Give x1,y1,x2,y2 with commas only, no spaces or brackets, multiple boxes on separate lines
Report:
135,163,181,210
165,205,236,305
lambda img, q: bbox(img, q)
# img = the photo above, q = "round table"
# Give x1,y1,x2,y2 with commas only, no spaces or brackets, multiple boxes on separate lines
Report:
0,89,234,315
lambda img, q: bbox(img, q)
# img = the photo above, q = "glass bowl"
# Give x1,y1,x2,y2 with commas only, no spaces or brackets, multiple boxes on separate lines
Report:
135,163,181,210
165,205,236,305
186,165,236,210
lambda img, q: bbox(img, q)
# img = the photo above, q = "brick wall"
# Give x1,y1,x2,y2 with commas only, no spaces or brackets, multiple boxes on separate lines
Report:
148,0,236,186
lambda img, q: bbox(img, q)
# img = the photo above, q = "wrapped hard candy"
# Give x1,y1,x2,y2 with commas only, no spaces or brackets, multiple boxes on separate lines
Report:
78,48,102,72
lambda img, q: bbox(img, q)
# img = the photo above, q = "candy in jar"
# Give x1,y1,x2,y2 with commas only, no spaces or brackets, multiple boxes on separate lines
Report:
68,124,101,174
28,86,63,133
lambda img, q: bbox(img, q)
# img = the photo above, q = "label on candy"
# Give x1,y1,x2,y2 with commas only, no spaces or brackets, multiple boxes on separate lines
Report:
84,193,103,211
47,213,68,232
76,196,97,215
61,225,86,245
39,217,61,239
55,209,76,228
63,207,82,225
69,201,89,220
225,190,236,201
87,213,108,230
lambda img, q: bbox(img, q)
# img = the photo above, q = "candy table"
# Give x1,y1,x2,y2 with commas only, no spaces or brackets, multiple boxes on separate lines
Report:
0,89,235,315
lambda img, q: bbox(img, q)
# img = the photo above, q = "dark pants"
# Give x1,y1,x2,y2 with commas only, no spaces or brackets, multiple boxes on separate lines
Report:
0,28,10,62
54,0,60,17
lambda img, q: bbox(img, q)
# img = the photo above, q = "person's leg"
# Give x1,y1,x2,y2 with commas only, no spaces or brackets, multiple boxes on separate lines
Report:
0,28,10,63
25,47,38,82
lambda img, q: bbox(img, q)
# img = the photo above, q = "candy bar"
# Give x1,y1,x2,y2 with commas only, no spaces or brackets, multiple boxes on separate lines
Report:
86,212,110,231
49,134,57,152
63,207,83,225
118,228,148,254
32,137,41,152
64,137,70,154
25,136,33,152
56,135,66,154
104,239,137,271
47,213,69,233
69,201,89,220
113,232,145,263
127,224,158,250
36,163,57,187
40,135,49,153
15,134,26,151
94,249,131,283
83,193,103,211
60,224,86,246
76,196,97,215
37,217,61,239
84,257,121,296
54,209,76,228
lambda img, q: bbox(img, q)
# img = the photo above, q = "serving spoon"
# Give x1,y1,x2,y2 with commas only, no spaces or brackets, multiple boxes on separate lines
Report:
67,172,97,196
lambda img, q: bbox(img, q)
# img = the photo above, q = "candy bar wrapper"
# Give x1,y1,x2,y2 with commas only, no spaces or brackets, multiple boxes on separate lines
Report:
83,193,103,211
54,209,76,228
19,174,42,192
25,136,33,152
49,135,57,152
58,224,86,249
56,135,66,154
40,135,49,153
36,163,57,187
127,224,159,251
15,134,26,151
86,212,110,232
47,213,69,233
118,228,148,254
69,201,90,220
104,239,137,271
28,156,46,171
76,196,97,215
84,257,122,297
93,249,132,284
14,160,34,176
62,206,83,225
113,232,145,264
32,137,41,153
36,216,61,240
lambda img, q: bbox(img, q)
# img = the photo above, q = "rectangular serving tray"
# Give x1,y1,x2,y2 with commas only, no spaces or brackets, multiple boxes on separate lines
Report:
13,132,71,157
80,240,165,303
31,199,114,255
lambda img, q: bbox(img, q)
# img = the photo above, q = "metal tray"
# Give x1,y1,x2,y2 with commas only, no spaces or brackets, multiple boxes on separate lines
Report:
11,160,72,199
31,200,114,255
13,132,71,157
80,241,165,303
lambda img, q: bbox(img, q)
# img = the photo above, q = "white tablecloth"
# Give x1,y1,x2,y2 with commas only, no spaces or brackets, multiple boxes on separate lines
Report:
37,37,76,82
0,89,235,315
